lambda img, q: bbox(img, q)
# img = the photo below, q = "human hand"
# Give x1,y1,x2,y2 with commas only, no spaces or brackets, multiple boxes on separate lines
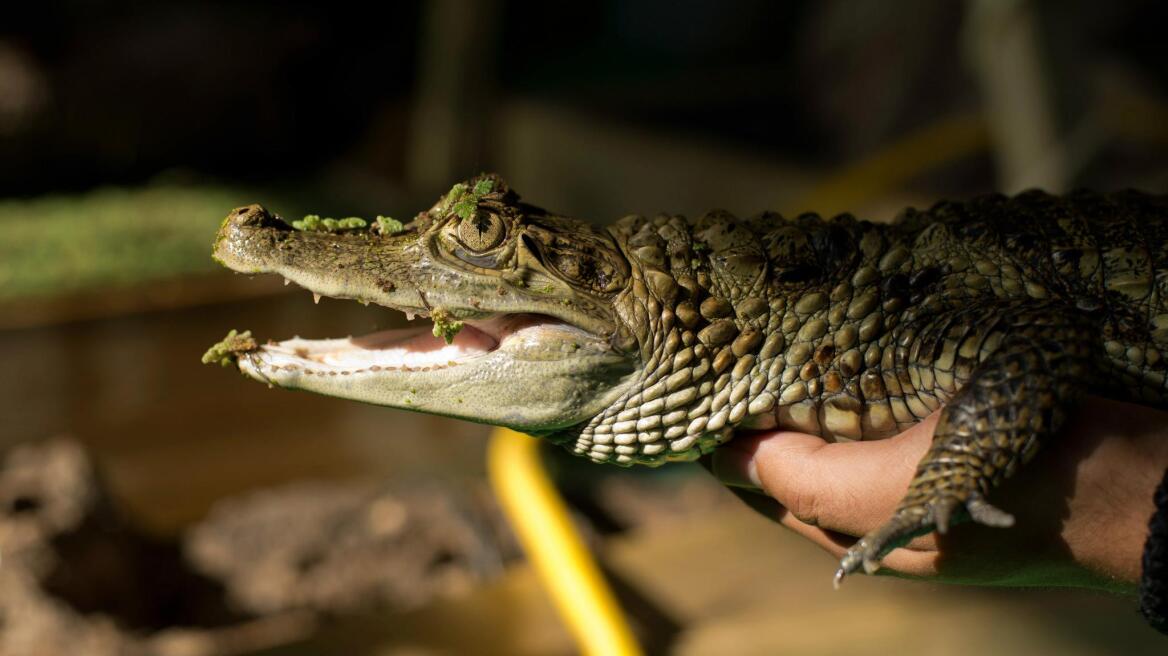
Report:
709,396,1168,592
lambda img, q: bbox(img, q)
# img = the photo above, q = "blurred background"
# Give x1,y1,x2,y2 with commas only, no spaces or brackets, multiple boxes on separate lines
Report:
1,0,1167,654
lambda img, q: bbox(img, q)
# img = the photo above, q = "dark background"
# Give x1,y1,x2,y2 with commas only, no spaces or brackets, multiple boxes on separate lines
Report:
5,0,1164,198
1,1,1166,654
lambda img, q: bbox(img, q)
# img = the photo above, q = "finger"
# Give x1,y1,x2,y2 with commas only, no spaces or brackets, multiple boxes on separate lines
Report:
772,504,941,578
712,411,941,538
724,485,941,577
708,431,824,489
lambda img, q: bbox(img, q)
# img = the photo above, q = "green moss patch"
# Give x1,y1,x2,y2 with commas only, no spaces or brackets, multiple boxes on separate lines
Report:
443,178,495,220
375,215,404,235
430,309,463,344
291,215,368,232
201,329,259,367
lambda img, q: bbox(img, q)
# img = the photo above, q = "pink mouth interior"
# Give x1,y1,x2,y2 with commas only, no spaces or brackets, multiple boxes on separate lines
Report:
258,314,565,372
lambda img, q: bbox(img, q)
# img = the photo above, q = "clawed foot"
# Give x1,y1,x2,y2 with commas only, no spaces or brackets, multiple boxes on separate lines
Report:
833,492,1014,588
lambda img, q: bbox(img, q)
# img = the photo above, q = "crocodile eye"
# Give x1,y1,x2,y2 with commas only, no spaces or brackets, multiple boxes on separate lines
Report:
457,211,505,252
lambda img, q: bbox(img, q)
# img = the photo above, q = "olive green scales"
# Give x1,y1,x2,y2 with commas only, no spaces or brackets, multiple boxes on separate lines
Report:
207,174,1168,582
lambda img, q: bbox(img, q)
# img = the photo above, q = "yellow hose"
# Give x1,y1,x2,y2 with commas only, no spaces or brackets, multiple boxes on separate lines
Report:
487,428,643,656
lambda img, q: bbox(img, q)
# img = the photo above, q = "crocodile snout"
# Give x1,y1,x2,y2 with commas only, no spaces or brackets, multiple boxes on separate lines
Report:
225,204,290,231
213,204,292,271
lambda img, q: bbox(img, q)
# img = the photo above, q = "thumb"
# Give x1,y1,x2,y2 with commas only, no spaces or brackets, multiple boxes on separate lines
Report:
710,412,939,537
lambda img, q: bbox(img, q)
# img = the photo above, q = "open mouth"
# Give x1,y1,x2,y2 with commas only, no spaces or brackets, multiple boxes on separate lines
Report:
207,196,638,434
207,200,626,375
248,313,590,375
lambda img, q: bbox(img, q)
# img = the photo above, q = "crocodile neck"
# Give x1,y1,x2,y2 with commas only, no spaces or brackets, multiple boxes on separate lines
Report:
558,194,1111,466
554,209,888,465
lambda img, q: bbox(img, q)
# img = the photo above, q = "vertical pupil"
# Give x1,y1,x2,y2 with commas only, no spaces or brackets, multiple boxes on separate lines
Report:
460,213,500,250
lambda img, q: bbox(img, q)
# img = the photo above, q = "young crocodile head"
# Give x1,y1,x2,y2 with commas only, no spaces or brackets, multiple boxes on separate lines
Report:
209,174,644,439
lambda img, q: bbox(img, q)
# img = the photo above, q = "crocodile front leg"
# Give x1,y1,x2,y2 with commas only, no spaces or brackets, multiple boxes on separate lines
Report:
836,304,1097,582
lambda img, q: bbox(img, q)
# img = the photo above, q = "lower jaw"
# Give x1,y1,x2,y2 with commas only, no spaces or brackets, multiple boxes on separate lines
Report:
233,312,636,435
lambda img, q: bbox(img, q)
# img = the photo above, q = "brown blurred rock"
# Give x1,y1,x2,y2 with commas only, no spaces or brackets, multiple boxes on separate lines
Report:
0,438,514,655
186,480,513,615
0,438,150,656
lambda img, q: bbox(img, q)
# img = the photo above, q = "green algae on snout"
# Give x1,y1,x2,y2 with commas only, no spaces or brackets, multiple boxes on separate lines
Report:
292,215,368,232
291,214,322,231
335,217,368,230
376,215,404,235
202,329,258,367
443,178,495,220
430,309,463,344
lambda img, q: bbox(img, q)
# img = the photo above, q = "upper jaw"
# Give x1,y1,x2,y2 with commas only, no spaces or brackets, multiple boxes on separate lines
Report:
213,204,619,337
213,204,436,316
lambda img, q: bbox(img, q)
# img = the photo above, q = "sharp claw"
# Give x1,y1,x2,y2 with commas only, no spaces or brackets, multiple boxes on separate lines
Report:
934,502,951,534
839,495,1011,584
967,498,1015,527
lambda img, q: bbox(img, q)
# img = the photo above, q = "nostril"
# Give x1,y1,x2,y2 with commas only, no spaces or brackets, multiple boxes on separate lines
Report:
226,204,293,232
229,206,260,223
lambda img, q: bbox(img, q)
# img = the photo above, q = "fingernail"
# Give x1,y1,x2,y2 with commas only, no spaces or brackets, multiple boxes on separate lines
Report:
711,445,762,489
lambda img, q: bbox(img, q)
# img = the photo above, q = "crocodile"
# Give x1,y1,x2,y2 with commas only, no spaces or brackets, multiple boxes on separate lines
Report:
206,173,1168,582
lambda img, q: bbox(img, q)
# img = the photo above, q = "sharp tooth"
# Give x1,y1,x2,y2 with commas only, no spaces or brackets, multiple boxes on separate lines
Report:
284,278,292,286
406,312,416,321
313,293,322,305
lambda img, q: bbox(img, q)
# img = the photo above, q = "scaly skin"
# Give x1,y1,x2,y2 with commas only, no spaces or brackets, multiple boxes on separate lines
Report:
208,175,1168,582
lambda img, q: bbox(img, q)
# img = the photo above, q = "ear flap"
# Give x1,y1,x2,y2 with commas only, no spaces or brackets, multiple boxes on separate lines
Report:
522,216,630,295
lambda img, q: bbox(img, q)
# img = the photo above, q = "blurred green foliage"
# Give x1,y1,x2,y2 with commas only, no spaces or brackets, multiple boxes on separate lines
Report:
0,186,271,302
